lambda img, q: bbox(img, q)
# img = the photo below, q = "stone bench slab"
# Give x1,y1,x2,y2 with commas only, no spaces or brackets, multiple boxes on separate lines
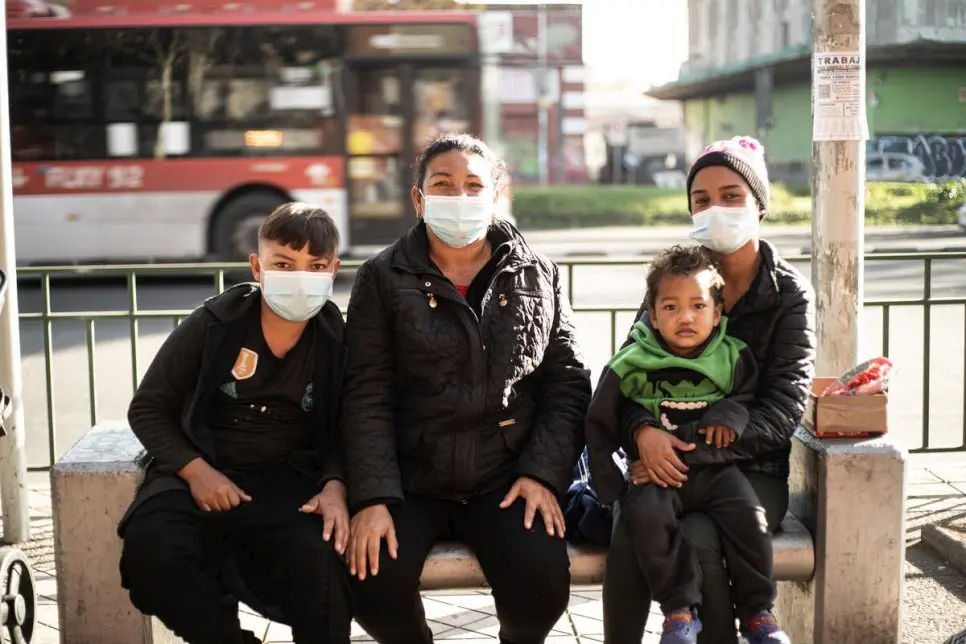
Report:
421,511,814,590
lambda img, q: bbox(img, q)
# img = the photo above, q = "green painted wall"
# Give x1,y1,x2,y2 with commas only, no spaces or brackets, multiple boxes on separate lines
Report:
868,67,966,135
681,65,966,168
763,84,812,164
683,93,757,150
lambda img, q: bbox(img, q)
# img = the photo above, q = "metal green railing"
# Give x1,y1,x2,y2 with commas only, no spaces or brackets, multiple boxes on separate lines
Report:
19,263,237,467
15,251,966,468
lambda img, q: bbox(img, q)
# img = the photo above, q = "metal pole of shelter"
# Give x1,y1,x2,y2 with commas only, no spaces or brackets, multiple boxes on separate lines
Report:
810,0,868,377
0,8,31,543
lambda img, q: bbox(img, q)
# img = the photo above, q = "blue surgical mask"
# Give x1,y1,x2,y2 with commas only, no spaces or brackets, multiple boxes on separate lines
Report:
421,193,494,248
690,205,759,254
261,270,333,322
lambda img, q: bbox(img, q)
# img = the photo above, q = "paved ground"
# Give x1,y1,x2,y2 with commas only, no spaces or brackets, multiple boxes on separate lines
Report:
904,457,966,643
10,455,966,644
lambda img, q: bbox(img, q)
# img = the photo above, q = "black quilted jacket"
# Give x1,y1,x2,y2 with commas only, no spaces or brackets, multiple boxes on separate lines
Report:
341,220,592,512
585,240,816,504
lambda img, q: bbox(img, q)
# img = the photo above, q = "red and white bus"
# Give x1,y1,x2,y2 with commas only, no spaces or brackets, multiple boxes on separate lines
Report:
7,1,484,263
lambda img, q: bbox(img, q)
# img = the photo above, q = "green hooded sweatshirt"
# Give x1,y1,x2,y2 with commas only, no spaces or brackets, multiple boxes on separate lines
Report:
607,317,748,430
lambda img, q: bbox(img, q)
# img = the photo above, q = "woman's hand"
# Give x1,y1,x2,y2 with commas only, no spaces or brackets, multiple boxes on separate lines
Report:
347,504,398,581
300,479,350,555
500,476,566,538
633,425,696,488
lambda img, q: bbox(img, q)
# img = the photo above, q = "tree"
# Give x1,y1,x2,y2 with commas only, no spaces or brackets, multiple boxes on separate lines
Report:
107,28,222,159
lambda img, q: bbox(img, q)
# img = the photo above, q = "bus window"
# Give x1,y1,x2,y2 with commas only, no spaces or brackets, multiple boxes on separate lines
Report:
190,25,343,158
349,156,405,219
9,24,344,162
9,31,104,161
412,67,473,149
347,68,404,156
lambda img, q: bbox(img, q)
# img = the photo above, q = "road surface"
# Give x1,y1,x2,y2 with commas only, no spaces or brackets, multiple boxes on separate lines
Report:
522,224,966,257
12,229,966,468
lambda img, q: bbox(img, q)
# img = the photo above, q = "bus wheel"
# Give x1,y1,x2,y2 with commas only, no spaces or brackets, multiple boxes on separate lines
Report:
211,192,289,262
0,548,36,644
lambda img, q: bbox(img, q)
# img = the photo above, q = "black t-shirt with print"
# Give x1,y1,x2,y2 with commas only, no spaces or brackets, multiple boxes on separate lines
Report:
206,310,317,470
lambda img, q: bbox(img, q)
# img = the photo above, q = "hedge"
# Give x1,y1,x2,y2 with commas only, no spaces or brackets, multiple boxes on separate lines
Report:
511,180,966,230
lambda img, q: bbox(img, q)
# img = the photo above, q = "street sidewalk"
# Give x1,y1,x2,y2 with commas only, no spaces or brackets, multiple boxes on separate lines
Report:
11,453,966,644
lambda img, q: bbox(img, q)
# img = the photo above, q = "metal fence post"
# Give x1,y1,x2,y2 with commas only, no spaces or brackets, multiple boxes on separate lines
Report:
810,0,868,376
0,8,31,543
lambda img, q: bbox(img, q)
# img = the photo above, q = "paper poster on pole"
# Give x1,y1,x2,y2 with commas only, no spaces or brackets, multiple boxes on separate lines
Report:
811,51,869,142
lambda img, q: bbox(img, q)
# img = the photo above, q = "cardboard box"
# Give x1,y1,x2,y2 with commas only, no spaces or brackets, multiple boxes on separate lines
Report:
802,377,888,438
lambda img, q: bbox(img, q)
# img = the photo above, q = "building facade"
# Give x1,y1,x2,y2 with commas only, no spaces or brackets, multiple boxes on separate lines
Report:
478,2,587,184
650,0,966,181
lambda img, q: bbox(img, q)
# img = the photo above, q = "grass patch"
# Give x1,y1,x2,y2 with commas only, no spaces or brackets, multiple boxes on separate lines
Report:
512,180,965,230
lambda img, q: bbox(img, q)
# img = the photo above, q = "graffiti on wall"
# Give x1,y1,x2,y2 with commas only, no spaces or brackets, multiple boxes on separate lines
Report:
871,133,966,180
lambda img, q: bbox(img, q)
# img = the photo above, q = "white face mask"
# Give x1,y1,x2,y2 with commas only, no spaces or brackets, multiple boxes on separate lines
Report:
421,193,494,248
260,270,334,322
690,205,759,254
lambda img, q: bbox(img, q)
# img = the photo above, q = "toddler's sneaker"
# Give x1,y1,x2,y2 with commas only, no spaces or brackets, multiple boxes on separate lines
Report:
741,611,791,644
660,608,702,644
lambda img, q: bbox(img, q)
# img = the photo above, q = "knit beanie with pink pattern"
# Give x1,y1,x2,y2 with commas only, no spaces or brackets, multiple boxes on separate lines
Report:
685,136,771,215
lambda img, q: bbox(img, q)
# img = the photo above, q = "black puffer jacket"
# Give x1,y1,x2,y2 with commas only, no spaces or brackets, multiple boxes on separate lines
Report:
585,240,816,504
341,220,592,512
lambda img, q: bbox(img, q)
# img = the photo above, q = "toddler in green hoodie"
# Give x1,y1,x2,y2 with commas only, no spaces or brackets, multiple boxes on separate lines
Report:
598,245,788,644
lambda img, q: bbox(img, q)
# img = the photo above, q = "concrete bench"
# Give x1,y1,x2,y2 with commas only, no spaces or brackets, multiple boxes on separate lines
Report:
51,422,905,644
422,513,815,589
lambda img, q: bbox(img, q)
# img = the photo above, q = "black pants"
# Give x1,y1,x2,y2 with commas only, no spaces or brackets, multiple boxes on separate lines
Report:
603,470,789,644
619,465,774,620
351,484,571,644
120,467,352,644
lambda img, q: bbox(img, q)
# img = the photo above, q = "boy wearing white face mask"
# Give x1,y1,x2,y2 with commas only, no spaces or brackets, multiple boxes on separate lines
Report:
118,203,353,644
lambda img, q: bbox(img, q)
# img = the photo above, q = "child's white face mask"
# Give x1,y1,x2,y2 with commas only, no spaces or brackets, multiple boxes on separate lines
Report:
261,270,333,321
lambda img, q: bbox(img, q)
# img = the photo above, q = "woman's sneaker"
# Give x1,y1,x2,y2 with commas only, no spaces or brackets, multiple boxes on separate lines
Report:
741,612,791,644
660,608,702,644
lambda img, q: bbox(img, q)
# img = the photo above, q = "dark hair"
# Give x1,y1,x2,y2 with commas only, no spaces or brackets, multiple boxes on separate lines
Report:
258,202,340,259
414,133,507,189
646,245,725,311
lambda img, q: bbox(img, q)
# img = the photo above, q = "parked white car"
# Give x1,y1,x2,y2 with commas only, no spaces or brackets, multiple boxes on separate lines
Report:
958,201,966,230
867,152,927,182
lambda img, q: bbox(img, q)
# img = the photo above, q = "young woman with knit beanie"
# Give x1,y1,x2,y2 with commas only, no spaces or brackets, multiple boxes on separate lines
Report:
586,136,816,644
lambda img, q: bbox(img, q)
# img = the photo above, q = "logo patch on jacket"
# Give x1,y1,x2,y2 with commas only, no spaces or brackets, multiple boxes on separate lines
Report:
220,381,238,399
302,383,314,412
231,348,258,380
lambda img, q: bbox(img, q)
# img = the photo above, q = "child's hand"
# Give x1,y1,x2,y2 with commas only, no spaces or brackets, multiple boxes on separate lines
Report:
628,460,651,486
699,425,737,448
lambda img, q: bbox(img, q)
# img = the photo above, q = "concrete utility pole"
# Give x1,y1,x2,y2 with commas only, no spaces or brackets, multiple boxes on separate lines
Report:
810,0,868,377
0,8,31,543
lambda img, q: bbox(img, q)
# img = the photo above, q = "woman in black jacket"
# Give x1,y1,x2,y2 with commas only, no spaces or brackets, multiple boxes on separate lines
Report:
586,136,816,643
341,133,592,644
